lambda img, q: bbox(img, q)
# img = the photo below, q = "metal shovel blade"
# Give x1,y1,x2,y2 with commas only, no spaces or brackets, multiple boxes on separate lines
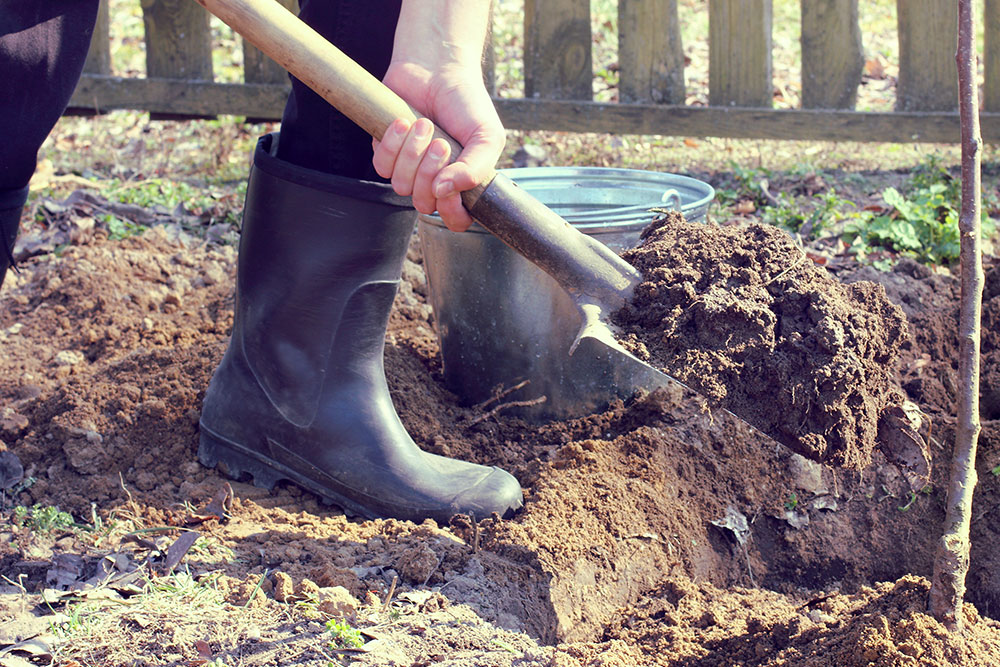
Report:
466,173,696,402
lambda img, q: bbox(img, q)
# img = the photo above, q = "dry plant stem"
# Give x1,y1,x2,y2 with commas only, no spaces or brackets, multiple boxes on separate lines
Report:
928,0,985,632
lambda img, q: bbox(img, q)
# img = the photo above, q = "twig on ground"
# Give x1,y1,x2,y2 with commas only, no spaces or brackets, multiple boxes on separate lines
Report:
763,251,808,287
471,380,530,412
381,575,398,613
468,395,547,426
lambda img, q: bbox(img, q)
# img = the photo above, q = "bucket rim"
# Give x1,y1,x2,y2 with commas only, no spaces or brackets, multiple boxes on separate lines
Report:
418,165,714,232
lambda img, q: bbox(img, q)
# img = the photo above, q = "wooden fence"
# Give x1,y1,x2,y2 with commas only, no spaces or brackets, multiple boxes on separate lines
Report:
69,0,1000,143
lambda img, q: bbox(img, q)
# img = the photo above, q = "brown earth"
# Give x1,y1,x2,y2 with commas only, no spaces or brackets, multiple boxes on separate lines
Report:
1,211,1000,665
614,212,922,472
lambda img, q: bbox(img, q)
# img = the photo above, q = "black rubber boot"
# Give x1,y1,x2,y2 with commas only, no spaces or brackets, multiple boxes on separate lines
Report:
199,135,523,523
0,187,28,291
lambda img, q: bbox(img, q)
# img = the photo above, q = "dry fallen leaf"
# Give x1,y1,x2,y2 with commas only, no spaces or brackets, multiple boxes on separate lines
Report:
0,451,24,491
188,483,234,523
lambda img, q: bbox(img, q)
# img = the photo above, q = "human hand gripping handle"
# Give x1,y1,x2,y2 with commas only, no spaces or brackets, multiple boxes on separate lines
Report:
195,0,642,309
370,1,503,232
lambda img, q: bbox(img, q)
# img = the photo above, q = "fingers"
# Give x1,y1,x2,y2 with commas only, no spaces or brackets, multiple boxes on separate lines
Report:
371,118,410,180
371,115,498,232
411,138,452,215
437,192,473,232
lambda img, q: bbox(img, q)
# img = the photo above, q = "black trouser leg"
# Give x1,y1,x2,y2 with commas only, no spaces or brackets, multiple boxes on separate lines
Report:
0,1,98,287
276,0,402,179
0,1,100,193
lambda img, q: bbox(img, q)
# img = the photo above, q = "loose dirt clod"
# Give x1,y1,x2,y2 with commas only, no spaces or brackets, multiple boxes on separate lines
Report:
615,212,924,470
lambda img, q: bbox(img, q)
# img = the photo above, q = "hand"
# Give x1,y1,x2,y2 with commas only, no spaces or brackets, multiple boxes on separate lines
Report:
371,2,505,232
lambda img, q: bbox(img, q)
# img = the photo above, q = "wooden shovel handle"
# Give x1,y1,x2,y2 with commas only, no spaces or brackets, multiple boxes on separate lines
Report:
193,0,489,204
194,0,640,304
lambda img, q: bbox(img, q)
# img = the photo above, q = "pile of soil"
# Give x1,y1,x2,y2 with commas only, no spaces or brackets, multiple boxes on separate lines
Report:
2,213,1000,665
615,212,923,471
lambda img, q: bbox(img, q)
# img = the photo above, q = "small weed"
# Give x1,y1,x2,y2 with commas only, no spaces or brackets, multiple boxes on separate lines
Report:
49,600,100,638
843,157,997,266
12,504,76,534
898,491,919,512
187,536,237,562
325,618,364,650
103,214,143,241
991,464,1000,477
491,638,519,654
784,493,799,511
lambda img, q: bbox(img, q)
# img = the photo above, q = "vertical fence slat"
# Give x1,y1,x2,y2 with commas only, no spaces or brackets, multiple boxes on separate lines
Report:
618,0,685,104
524,0,593,100
800,0,863,109
986,0,1000,111
709,0,772,107
896,0,957,111
243,0,296,84
141,0,213,80
83,0,111,75
484,12,497,97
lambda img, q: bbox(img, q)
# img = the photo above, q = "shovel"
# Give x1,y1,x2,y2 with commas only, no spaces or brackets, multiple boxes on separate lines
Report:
193,0,686,397
195,0,931,487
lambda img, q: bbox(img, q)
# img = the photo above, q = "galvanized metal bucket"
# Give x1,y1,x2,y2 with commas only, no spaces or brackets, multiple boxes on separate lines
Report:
417,166,715,420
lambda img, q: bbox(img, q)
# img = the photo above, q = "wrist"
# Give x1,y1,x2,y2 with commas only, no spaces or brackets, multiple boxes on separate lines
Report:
393,0,492,72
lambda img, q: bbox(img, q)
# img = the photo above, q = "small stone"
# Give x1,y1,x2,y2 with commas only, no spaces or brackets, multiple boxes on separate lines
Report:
316,586,359,620
53,350,85,367
295,578,321,600
272,571,295,602
788,454,827,495
202,263,227,286
807,609,836,625
396,544,439,584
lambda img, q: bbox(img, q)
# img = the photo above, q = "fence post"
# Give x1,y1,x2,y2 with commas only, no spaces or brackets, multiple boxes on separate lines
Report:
141,0,214,81
801,0,863,109
986,0,1000,111
709,0,773,107
83,0,112,76
618,0,685,104
896,0,958,111
243,0,296,85
524,0,593,100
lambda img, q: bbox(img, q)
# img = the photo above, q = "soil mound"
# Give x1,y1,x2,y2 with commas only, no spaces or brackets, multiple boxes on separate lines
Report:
615,212,920,470
605,575,1000,666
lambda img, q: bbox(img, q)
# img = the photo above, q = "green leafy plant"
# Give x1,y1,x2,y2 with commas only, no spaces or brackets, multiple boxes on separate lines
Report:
325,618,364,650
103,214,143,241
784,493,799,511
12,504,76,534
898,491,919,512
844,159,997,265
991,464,1000,477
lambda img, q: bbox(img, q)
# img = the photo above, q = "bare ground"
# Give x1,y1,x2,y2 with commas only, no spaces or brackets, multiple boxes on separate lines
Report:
2,207,1000,665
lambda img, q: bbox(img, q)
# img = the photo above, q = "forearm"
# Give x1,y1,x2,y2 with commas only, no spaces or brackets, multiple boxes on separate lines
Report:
392,0,492,73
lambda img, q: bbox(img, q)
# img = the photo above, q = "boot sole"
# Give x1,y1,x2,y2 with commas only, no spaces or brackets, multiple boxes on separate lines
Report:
198,424,378,520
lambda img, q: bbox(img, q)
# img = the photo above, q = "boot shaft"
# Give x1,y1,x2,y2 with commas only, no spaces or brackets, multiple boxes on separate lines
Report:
0,186,29,290
235,134,418,426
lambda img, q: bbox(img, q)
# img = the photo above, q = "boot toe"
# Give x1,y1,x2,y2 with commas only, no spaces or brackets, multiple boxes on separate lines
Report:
451,466,524,519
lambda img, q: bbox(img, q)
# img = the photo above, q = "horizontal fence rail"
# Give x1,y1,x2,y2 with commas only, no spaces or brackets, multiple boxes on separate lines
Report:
69,0,1000,143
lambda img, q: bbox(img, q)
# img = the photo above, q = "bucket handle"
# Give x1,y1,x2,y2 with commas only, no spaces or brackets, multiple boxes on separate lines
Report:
660,188,683,211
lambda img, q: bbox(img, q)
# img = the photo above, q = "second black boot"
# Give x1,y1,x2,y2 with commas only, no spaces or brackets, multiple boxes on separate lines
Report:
0,187,28,291
199,135,523,523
